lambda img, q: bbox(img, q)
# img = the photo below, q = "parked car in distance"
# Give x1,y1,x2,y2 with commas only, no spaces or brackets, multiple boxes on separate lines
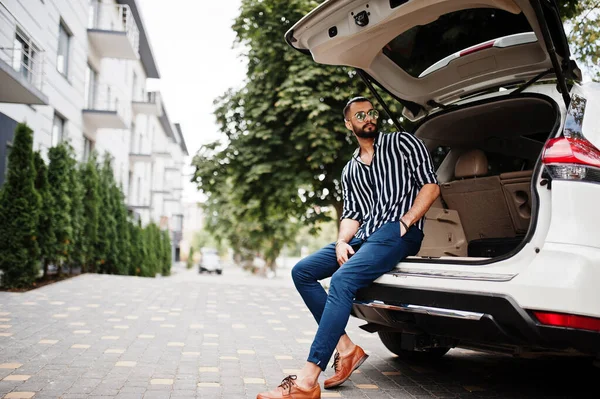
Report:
198,247,223,275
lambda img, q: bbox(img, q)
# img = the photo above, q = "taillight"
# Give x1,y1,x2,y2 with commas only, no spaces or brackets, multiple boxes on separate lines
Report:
533,311,600,332
542,137,600,182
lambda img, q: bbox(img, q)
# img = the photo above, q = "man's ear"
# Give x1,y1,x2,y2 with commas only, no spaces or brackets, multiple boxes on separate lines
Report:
344,119,353,131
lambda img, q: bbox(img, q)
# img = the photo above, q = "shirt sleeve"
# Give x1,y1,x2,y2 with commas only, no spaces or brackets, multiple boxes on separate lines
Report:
340,165,362,222
406,134,438,188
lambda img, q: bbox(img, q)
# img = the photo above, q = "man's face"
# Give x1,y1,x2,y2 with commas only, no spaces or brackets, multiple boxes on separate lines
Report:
344,101,379,139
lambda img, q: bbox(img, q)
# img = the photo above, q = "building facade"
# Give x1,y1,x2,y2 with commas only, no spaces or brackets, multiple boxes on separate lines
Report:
0,0,188,261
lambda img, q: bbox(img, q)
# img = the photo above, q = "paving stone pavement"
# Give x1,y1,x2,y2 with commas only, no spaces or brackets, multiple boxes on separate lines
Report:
0,262,597,399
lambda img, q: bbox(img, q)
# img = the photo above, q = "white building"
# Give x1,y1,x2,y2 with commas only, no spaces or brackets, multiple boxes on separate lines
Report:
0,0,188,260
179,201,205,261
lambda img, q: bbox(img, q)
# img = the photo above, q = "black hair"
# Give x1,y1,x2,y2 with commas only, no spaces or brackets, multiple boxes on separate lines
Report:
343,96,372,120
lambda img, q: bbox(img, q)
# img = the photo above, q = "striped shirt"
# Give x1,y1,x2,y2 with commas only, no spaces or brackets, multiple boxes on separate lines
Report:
341,131,438,240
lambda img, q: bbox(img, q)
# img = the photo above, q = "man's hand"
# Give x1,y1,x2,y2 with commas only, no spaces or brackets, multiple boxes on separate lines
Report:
336,241,355,266
400,184,440,231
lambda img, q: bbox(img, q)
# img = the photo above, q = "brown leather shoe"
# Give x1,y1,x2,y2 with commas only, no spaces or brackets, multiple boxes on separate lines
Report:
324,345,369,389
256,375,320,399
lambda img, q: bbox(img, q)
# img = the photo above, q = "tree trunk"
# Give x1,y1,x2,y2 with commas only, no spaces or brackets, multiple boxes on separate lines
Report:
43,260,49,280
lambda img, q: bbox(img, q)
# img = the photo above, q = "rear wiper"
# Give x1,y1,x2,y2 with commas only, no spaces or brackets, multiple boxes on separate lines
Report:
510,68,554,96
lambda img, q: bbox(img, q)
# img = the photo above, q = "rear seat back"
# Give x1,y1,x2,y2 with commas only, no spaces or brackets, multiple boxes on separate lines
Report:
418,207,468,257
500,170,534,234
440,149,515,242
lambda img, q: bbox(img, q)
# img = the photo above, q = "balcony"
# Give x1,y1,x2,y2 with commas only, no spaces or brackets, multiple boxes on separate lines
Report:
0,4,48,105
132,91,162,116
83,83,130,131
128,152,152,169
87,1,139,59
152,151,171,161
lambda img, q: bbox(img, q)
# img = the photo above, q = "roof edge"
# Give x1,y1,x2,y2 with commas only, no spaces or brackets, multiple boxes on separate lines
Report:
174,123,189,156
116,0,160,78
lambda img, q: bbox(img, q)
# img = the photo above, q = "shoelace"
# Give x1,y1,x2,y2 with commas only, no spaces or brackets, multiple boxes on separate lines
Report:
278,375,297,394
331,352,340,372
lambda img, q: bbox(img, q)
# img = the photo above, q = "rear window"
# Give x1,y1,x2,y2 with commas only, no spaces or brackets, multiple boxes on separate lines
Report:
382,8,534,78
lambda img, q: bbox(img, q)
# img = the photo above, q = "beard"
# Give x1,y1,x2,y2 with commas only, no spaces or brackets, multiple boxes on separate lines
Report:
354,122,378,138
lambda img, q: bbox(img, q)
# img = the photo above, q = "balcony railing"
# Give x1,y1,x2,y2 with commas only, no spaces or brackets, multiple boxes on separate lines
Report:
87,1,140,59
83,83,130,130
132,91,162,116
0,3,47,104
134,91,160,104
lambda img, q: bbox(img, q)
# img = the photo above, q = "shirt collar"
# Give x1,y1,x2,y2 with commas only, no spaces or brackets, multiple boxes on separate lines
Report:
352,132,382,164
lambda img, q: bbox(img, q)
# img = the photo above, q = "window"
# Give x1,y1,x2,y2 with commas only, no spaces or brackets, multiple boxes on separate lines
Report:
383,8,533,78
83,137,94,161
485,151,530,175
51,113,65,147
130,120,136,152
57,21,71,77
13,28,39,83
137,176,141,204
84,63,97,108
132,71,137,100
88,0,98,29
431,146,451,171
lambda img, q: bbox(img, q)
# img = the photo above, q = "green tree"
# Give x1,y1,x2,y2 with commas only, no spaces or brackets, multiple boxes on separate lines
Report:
186,245,195,269
33,151,56,280
97,155,118,274
66,145,84,275
130,218,152,277
0,123,41,288
143,222,161,277
47,143,72,275
141,225,154,277
161,230,172,276
111,183,130,275
558,0,600,80
80,153,100,273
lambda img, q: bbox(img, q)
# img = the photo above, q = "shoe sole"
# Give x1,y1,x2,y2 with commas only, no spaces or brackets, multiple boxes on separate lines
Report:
323,353,369,390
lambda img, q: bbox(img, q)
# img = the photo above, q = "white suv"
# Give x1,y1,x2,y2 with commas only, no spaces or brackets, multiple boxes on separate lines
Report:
286,0,600,363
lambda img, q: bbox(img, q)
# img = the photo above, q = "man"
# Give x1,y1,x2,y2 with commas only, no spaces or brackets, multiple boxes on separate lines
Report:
257,97,440,399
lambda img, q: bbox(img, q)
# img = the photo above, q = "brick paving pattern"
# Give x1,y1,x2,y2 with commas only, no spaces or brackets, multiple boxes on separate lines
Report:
0,263,596,398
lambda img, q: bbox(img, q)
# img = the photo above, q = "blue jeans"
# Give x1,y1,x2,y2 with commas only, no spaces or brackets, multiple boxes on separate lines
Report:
291,221,423,371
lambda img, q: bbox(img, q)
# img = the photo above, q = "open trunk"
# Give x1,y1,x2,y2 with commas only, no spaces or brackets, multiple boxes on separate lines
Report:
412,93,559,261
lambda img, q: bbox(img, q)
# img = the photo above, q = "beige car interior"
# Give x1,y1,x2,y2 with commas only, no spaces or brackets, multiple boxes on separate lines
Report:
441,149,517,243
418,150,534,258
411,97,555,259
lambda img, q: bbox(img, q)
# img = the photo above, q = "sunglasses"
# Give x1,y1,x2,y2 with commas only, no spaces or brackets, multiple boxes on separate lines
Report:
351,109,379,122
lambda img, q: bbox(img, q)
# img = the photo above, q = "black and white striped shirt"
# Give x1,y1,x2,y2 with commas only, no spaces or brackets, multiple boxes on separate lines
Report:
341,132,438,240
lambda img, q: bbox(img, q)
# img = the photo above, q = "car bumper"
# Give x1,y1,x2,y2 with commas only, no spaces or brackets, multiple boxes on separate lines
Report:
352,284,600,356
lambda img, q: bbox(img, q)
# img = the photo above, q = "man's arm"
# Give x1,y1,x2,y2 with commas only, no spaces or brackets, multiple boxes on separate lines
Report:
400,183,440,235
398,133,440,235
336,218,360,265
337,165,362,265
